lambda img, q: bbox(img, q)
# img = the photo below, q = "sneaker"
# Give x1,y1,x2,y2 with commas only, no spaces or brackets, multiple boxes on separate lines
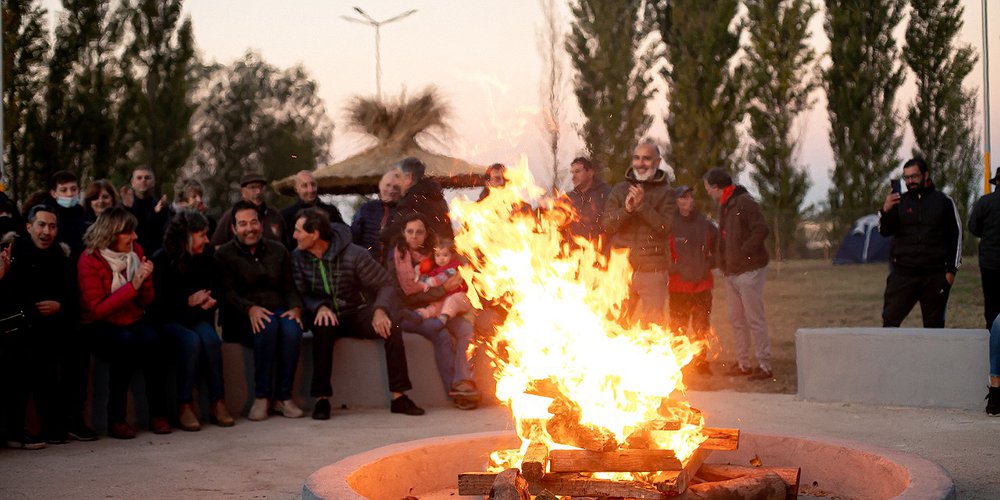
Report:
6,433,46,450
723,363,752,376
45,433,70,445
449,380,480,398
312,398,331,420
150,417,172,434
209,400,235,427
178,404,201,432
67,423,98,442
272,399,304,418
249,398,269,421
108,421,136,440
390,394,426,416
748,367,774,381
986,387,1000,416
453,396,479,410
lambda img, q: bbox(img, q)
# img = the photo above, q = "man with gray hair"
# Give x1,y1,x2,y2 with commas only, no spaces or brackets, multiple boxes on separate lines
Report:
352,170,402,263
381,157,453,244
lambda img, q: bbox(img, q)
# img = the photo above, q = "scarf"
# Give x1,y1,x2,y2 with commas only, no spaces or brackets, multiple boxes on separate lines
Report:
99,247,140,292
394,247,429,296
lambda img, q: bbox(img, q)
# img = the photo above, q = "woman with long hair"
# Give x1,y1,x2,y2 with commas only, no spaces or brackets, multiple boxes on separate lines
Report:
82,179,119,223
152,210,233,431
78,206,169,439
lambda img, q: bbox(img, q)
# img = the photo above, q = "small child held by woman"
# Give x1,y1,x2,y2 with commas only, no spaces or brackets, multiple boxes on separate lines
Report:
412,239,471,327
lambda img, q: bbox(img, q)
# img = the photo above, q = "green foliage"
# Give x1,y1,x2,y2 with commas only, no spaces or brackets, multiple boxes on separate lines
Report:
743,0,819,260
184,51,334,214
904,0,980,254
824,0,906,243
2,0,50,202
566,0,656,184
659,0,744,208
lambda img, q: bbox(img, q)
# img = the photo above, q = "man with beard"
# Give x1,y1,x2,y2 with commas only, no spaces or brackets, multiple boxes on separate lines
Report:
212,172,286,246
281,170,345,248
878,157,962,328
352,171,401,264
381,157,453,245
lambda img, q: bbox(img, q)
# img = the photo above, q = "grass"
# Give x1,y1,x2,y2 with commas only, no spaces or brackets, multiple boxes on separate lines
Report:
681,257,985,394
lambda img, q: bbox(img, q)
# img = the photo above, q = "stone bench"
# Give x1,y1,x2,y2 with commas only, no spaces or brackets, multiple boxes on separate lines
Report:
795,327,989,410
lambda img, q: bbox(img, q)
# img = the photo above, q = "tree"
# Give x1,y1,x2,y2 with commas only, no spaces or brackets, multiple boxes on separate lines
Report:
566,0,656,184
903,0,979,252
2,0,50,202
659,0,744,208
117,0,197,193
824,0,906,242
537,0,569,192
184,51,334,213
743,0,819,260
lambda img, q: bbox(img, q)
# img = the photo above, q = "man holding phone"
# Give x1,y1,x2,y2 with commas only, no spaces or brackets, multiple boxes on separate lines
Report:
878,158,962,328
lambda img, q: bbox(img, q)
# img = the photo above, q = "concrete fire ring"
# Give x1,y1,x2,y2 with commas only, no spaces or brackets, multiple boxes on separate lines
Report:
302,430,955,500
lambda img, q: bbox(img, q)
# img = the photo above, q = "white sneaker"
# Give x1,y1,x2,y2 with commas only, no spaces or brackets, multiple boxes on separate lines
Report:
273,399,304,418
249,398,269,421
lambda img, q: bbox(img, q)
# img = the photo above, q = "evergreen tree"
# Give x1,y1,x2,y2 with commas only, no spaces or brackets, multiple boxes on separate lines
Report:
2,0,50,201
659,0,744,207
566,0,656,183
824,0,906,242
904,0,979,249
743,0,819,260
118,0,197,193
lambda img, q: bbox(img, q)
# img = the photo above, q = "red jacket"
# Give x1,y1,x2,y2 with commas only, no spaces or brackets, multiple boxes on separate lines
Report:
78,244,154,325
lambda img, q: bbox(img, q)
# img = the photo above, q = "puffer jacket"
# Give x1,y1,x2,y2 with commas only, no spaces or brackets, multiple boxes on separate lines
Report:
351,198,396,263
292,223,398,317
78,243,155,325
600,168,676,272
879,183,961,274
717,185,769,276
968,191,999,270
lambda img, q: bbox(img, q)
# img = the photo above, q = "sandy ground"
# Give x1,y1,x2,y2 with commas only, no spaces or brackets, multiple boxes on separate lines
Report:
0,391,997,499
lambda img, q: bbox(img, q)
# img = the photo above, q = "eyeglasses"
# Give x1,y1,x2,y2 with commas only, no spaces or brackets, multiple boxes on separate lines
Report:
902,173,923,181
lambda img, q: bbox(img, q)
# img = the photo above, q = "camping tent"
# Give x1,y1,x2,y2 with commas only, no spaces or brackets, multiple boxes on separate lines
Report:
833,214,892,264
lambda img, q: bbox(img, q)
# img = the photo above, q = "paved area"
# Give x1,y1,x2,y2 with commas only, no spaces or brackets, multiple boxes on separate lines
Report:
1,391,997,499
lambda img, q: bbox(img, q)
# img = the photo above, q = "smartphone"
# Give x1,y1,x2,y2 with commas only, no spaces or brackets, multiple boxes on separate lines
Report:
890,178,901,194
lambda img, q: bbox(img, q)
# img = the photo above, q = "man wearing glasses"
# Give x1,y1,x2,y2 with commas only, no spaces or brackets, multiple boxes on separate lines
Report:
878,158,962,328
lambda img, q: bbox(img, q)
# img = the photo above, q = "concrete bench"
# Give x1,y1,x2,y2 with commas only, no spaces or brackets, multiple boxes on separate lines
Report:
795,327,989,410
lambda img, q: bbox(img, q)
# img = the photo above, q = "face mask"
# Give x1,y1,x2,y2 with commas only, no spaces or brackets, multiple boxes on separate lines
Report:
56,195,80,208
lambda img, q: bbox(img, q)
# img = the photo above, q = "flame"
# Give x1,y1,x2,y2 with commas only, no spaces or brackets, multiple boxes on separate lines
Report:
451,157,708,474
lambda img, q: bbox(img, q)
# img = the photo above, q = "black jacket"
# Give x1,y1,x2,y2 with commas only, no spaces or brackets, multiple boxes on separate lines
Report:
0,235,73,326
717,185,770,276
670,210,718,284
128,195,168,256
150,247,220,326
351,198,395,263
41,195,88,261
970,191,1000,270
291,224,397,318
281,198,345,248
879,183,961,274
381,178,453,244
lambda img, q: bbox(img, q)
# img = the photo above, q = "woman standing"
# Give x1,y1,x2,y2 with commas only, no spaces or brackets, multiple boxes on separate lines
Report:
152,210,234,431
82,179,119,224
79,207,169,439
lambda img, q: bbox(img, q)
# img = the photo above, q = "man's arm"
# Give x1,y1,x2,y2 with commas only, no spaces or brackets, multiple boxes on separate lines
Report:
968,196,986,238
290,251,329,316
354,246,399,313
739,198,770,256
942,195,962,274
599,184,630,235
215,248,254,312
635,188,675,236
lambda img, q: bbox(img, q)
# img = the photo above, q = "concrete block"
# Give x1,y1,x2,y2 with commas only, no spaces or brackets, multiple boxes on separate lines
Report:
796,327,989,409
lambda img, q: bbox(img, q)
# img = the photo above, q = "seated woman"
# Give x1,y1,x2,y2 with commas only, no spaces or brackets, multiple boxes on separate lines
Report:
386,213,480,409
78,206,169,439
152,210,234,431
82,179,119,225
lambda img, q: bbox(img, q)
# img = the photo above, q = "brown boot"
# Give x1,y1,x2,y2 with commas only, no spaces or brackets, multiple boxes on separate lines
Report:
178,404,201,432
210,400,235,427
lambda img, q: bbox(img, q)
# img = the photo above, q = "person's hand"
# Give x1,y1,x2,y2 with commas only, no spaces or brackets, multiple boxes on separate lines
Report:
945,272,955,286
248,305,273,334
314,305,339,327
131,258,154,289
281,307,304,329
188,289,212,308
443,274,463,292
625,184,644,213
35,300,61,316
883,190,901,213
0,244,11,280
119,185,135,208
154,194,169,213
372,308,392,339
200,296,217,310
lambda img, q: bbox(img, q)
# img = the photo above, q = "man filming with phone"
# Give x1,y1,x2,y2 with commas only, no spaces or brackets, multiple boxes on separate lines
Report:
878,158,962,328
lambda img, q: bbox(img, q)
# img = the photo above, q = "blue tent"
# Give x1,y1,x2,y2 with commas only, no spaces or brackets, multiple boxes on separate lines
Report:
833,214,892,264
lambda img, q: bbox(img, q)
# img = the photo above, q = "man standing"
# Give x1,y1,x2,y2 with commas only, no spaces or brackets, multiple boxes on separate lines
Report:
292,208,424,419
352,171,401,263
121,167,169,255
878,158,962,328
212,172,286,246
704,167,772,380
281,170,345,248
567,157,612,243
970,171,999,330
381,157,453,244
668,186,717,375
600,142,675,326
215,201,304,421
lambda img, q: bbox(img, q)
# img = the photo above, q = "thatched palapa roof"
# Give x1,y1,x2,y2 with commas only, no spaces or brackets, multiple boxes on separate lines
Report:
273,88,486,196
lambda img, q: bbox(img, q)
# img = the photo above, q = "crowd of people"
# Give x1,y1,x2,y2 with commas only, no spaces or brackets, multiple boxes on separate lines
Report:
1,146,998,452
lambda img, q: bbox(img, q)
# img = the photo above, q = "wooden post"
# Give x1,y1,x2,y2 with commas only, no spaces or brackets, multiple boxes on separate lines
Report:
521,441,549,481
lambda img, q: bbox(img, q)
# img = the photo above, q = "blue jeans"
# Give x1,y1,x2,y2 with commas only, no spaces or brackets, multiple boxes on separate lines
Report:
400,310,474,390
162,320,225,404
990,314,1000,378
252,308,303,400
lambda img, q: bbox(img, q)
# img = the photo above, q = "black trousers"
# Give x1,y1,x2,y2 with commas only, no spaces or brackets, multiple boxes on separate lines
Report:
668,290,712,341
982,267,1000,330
55,327,91,432
882,269,952,328
310,304,412,397
1,326,58,440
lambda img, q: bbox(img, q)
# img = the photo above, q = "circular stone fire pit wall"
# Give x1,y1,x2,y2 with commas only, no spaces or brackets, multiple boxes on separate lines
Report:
303,431,954,500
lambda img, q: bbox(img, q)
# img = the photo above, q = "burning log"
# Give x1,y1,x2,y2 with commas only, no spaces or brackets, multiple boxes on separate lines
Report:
696,464,801,500
521,441,549,481
546,397,618,452
488,468,530,500
548,449,682,473
651,447,708,495
685,471,787,500
644,427,740,452
458,472,666,499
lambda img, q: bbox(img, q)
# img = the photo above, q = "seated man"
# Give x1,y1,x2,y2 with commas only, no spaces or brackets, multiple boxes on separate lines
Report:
291,208,425,419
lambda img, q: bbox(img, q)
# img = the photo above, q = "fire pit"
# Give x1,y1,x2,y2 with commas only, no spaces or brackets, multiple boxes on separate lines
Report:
302,430,954,499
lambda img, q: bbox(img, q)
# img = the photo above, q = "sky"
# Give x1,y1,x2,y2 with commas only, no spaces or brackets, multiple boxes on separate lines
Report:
41,0,1000,204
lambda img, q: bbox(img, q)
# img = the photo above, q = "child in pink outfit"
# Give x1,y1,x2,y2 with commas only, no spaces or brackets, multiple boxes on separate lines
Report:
414,240,471,324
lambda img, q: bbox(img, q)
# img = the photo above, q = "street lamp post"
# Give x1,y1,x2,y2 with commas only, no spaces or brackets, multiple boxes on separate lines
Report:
983,0,992,194
342,7,417,101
